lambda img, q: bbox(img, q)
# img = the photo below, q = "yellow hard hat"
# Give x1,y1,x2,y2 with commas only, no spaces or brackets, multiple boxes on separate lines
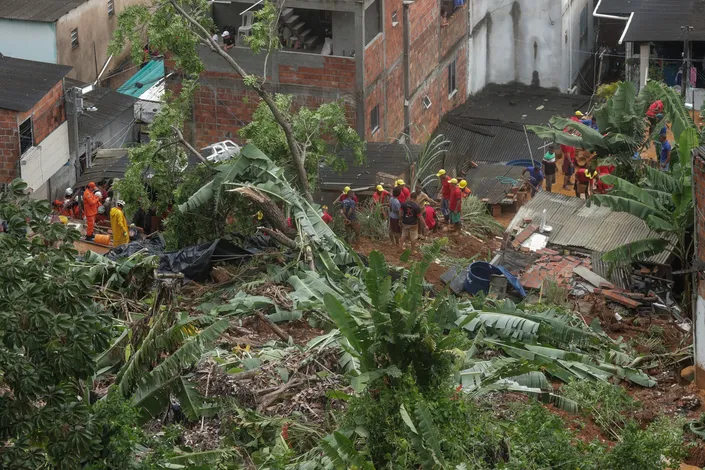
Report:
459,180,467,189
343,186,350,194
376,184,384,191
450,178,458,184
256,210,264,220
397,179,405,186
322,205,328,210
59,216,68,225
423,200,430,206
575,110,584,117
436,169,446,177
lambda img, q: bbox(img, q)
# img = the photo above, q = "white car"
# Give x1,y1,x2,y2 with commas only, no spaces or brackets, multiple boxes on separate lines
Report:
201,140,241,163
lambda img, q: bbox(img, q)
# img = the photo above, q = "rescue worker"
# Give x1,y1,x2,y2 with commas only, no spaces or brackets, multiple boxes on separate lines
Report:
423,201,438,233
448,178,463,233
459,180,471,198
321,205,333,224
340,190,360,246
574,155,596,200
96,205,109,224
83,182,101,241
388,187,402,246
110,200,129,247
372,185,390,204
399,192,422,252
414,184,434,206
437,169,452,223
571,111,584,123
334,186,359,204
395,179,411,203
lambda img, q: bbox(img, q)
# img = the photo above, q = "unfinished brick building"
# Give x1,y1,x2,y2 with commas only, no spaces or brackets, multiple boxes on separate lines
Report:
180,0,468,148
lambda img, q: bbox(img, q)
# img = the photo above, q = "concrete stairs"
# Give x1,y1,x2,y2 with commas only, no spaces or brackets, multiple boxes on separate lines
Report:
281,7,319,49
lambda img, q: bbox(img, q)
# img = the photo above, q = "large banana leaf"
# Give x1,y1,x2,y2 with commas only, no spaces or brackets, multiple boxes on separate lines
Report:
679,127,699,169
591,194,663,221
642,165,681,194
601,238,669,264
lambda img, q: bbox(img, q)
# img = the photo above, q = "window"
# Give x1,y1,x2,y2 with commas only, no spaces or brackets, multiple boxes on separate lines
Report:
579,5,588,49
370,105,379,133
392,10,398,27
422,96,432,109
447,59,457,97
365,0,382,45
71,28,79,49
19,118,34,155
108,0,114,17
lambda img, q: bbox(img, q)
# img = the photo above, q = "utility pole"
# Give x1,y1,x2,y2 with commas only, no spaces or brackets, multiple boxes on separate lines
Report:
681,25,693,98
66,87,84,180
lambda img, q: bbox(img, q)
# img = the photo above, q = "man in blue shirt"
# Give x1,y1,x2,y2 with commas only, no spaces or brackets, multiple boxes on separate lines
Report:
522,165,544,196
340,190,360,246
388,187,402,246
659,133,672,171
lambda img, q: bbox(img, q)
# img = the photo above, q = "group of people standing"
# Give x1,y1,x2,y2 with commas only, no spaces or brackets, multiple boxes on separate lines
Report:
333,171,471,253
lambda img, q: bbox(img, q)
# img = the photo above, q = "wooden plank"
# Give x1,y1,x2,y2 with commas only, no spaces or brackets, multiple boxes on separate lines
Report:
74,240,112,256
572,265,614,289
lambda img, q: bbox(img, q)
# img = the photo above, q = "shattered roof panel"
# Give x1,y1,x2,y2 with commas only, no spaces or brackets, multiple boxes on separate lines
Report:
320,142,419,190
464,165,526,205
506,192,672,265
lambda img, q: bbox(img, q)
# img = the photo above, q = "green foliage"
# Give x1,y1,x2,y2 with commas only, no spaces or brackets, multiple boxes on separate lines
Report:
114,80,201,216
240,94,364,191
460,195,504,239
164,163,254,249
244,0,282,56
407,133,450,189
604,418,687,470
560,380,638,438
0,179,114,469
597,82,621,101
356,203,388,241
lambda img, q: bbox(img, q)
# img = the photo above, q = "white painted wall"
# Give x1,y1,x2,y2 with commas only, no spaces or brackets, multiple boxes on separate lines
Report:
20,122,70,194
0,19,57,63
468,0,594,94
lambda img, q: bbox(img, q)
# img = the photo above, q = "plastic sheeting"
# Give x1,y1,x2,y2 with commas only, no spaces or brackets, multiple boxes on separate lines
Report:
105,234,272,281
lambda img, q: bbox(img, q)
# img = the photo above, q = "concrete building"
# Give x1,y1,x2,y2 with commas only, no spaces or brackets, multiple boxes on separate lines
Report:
468,0,596,94
594,0,705,108
0,55,72,199
0,0,148,83
181,0,468,147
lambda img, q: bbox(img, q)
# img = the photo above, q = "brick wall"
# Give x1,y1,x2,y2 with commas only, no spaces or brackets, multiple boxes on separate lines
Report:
384,0,403,65
0,109,19,182
279,56,356,90
440,4,467,58
364,35,385,88
408,0,440,92
385,64,405,139
365,80,385,141
0,81,66,184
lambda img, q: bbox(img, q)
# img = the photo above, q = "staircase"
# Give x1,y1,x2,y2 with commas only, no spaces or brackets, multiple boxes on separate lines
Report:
281,8,319,50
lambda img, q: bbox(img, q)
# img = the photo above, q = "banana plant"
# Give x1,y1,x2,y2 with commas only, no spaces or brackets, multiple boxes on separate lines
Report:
591,127,697,265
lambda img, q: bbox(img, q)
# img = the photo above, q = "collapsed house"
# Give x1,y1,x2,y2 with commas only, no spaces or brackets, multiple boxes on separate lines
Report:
497,192,676,311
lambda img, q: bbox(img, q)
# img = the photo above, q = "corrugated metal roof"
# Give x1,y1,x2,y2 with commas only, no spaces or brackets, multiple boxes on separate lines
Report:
464,164,526,205
66,78,137,140
591,252,633,289
0,0,88,22
506,192,673,265
596,0,705,42
118,60,165,98
0,54,71,111
320,142,420,190
76,149,129,187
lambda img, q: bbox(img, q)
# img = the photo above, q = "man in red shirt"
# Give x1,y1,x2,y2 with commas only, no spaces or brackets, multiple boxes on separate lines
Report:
437,169,451,223
372,185,390,204
334,186,359,204
448,178,462,232
570,111,583,123
646,99,664,134
321,205,333,224
396,179,410,203
423,201,438,232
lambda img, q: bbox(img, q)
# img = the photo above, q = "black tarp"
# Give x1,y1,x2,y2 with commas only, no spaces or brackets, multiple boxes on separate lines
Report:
105,234,273,281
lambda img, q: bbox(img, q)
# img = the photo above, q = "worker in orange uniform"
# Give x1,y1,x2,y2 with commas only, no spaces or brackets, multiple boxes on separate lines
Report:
372,184,390,204
437,169,451,223
321,205,333,224
110,200,129,247
448,178,462,232
459,180,471,198
83,182,101,241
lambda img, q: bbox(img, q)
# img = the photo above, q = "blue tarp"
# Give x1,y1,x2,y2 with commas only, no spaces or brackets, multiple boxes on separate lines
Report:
118,59,165,98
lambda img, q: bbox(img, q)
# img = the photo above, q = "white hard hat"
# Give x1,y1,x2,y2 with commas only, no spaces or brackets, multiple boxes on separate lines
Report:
65,188,74,196
94,191,103,198
104,197,111,205
98,205,105,214
117,200,126,207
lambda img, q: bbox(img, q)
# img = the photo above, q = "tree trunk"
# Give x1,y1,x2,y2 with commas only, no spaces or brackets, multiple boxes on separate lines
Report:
230,187,296,238
169,0,313,202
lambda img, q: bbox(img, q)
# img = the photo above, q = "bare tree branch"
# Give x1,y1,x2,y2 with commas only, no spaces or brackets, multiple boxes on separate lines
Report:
171,125,209,165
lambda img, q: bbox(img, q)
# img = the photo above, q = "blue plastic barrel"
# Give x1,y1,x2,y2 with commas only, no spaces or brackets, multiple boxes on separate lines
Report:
505,159,535,167
464,262,501,295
